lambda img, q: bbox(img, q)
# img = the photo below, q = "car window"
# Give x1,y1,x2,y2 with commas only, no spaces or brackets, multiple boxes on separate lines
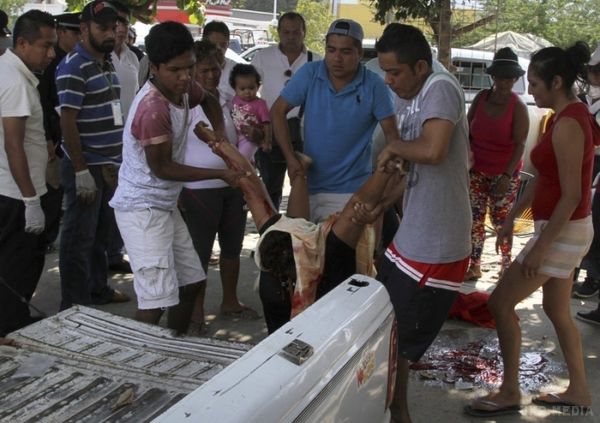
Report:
452,58,527,95
242,49,258,62
362,47,377,64
453,59,492,91
229,39,243,54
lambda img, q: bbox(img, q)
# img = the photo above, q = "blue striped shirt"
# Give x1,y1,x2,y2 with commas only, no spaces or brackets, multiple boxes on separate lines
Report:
56,43,123,165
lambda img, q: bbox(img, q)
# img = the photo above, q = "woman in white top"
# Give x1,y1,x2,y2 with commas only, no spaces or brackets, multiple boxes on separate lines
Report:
180,40,264,330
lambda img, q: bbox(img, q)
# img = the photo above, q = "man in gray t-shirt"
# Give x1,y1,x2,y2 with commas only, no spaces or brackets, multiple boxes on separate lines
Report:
374,23,471,423
393,74,471,262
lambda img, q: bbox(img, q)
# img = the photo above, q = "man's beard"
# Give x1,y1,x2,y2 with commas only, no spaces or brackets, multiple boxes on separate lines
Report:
89,31,115,54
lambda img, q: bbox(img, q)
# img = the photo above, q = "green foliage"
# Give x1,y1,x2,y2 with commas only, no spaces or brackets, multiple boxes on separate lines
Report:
369,0,441,28
271,0,331,55
0,0,27,19
177,0,205,25
454,0,600,49
368,0,456,65
64,0,204,25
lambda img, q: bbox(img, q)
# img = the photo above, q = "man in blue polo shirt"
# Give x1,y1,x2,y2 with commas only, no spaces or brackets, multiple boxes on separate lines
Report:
270,18,399,223
56,0,130,309
262,19,399,332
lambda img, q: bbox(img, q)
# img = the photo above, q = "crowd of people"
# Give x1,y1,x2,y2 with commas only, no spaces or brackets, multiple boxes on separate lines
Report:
0,2,599,421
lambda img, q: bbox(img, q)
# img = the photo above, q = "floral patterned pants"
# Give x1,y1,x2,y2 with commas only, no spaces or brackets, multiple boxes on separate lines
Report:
469,170,520,268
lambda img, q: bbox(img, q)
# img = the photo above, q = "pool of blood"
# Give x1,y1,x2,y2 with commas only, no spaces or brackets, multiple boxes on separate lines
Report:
410,331,559,391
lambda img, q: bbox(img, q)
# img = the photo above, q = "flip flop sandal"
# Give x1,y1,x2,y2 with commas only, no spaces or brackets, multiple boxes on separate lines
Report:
464,398,522,417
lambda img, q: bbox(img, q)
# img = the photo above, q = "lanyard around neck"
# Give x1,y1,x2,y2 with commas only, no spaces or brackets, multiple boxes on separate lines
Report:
96,60,118,101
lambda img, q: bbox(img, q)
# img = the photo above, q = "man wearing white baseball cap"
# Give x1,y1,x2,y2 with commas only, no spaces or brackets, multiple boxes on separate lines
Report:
264,19,399,331
270,18,398,223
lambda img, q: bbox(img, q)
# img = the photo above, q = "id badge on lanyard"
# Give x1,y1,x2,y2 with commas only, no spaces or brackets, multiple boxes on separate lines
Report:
111,100,123,126
100,61,123,126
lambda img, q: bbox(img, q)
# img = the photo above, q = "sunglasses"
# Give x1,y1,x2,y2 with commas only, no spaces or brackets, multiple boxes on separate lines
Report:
284,69,292,78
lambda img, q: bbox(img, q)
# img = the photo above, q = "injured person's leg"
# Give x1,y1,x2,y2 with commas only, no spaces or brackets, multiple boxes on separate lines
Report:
194,122,255,174
194,123,277,230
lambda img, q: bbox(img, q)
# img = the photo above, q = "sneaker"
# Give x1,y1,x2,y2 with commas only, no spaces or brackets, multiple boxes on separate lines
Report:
576,309,600,326
108,259,132,274
573,277,600,298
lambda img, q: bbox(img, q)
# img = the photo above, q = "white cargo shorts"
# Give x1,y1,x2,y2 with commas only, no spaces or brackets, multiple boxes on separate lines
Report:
115,208,205,310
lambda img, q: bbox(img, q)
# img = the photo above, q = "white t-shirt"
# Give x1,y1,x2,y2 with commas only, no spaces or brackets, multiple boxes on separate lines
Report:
251,45,321,117
218,57,236,106
111,45,140,122
0,49,48,200
110,81,194,211
184,90,238,190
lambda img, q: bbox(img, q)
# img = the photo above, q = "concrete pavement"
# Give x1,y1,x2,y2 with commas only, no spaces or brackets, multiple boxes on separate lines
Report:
27,208,600,422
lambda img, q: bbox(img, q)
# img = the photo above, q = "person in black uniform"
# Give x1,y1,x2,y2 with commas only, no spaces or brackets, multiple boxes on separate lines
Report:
36,12,81,249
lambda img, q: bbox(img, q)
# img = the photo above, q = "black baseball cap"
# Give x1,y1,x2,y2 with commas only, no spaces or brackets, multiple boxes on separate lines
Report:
81,0,118,24
55,12,81,31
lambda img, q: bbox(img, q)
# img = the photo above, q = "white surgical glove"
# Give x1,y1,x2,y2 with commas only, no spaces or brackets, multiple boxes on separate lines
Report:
75,169,97,203
23,196,45,234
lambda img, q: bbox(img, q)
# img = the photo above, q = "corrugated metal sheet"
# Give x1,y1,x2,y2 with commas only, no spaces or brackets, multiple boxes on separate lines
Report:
0,306,251,422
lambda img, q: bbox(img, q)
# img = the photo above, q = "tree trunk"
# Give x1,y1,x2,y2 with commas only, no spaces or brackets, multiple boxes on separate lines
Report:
437,0,452,69
452,14,497,38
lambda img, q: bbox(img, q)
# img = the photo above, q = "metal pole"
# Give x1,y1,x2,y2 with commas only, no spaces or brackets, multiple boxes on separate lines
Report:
494,0,500,52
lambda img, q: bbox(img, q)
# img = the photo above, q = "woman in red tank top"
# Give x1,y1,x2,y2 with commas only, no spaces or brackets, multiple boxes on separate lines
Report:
467,43,597,417
465,48,530,281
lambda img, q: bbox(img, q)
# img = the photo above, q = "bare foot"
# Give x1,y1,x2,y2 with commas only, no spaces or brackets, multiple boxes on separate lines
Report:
464,265,482,281
533,391,591,407
210,139,255,174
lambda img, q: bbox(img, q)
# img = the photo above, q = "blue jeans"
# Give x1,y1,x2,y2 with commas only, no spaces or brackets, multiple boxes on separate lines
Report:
59,159,113,309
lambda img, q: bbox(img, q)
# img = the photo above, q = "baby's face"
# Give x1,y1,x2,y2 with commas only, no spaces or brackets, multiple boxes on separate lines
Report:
235,75,259,102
